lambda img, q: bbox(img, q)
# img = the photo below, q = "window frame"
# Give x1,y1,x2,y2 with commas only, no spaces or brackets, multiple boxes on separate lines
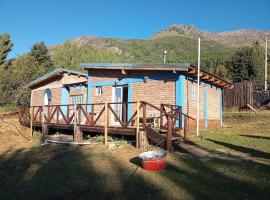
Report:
70,94,84,105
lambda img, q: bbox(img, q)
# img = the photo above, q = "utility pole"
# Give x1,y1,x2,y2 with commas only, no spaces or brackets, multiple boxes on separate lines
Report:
265,37,268,91
196,38,201,137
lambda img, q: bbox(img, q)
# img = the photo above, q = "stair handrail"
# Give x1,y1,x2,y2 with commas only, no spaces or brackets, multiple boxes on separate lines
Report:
140,101,176,119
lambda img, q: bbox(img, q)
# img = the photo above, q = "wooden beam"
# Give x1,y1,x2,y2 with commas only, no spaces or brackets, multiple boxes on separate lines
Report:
166,116,172,151
121,68,127,75
220,82,226,87
201,74,210,80
187,69,196,75
208,77,215,82
214,80,221,85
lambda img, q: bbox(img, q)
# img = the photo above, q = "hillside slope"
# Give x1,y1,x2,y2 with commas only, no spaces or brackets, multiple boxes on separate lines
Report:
152,24,270,47
49,24,268,70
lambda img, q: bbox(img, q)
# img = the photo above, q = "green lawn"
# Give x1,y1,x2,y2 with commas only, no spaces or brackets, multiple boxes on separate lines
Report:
0,111,270,200
191,112,270,157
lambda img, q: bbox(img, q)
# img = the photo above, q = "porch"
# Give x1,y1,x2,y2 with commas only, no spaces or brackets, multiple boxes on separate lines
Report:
19,101,195,150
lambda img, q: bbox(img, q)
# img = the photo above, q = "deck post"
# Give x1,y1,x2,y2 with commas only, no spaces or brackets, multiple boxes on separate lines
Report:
73,103,77,142
30,107,33,138
179,106,182,129
136,100,140,148
104,102,108,146
184,115,188,141
41,106,48,141
160,104,163,128
166,116,172,151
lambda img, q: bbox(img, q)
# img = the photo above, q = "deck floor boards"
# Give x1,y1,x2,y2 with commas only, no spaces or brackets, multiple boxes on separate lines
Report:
20,122,136,136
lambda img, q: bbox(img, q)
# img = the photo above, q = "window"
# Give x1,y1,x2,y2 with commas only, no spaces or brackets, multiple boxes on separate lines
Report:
188,83,197,101
44,88,52,105
95,86,102,95
70,94,84,105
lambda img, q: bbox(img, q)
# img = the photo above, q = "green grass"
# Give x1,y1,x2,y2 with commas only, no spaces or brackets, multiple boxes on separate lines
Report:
191,111,270,161
0,103,18,112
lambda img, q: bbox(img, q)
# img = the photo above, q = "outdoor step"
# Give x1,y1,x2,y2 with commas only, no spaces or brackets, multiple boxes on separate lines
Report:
160,134,181,141
143,125,166,147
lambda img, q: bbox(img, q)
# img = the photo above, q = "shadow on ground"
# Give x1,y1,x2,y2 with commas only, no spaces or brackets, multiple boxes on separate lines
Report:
239,134,270,140
0,144,269,200
206,138,270,159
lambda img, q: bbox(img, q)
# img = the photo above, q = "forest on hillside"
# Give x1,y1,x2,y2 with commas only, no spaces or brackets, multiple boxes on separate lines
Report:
0,33,268,106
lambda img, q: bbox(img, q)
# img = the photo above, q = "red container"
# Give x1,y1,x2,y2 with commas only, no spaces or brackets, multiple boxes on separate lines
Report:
139,151,167,171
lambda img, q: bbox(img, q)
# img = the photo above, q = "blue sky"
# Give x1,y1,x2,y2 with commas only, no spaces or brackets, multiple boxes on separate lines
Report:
1,0,270,58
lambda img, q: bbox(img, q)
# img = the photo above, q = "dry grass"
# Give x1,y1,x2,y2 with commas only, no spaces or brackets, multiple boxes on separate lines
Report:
0,109,269,199
0,111,32,152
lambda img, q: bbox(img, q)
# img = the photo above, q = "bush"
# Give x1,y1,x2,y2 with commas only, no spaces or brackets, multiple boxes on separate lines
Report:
0,103,17,112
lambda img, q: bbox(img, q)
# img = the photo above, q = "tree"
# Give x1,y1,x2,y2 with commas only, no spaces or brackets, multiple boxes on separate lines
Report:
0,54,45,105
30,41,53,71
251,41,264,79
215,65,229,79
0,33,13,69
228,42,264,83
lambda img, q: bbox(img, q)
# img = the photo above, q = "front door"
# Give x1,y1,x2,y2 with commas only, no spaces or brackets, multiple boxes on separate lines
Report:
112,86,123,125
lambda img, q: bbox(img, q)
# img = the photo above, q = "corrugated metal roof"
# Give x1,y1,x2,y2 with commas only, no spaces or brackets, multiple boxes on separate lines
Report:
27,68,88,88
80,63,190,71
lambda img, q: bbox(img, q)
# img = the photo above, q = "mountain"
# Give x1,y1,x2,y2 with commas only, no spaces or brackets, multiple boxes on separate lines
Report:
49,24,269,72
151,24,270,47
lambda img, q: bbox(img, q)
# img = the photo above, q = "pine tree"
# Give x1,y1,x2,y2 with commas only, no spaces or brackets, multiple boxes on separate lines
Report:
0,33,14,69
229,42,263,83
30,41,53,71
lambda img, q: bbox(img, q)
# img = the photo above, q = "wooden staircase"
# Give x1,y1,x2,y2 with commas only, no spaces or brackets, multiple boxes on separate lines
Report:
143,125,182,150
140,101,195,150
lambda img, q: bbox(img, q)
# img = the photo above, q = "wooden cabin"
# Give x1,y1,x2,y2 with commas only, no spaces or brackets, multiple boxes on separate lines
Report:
20,63,231,150
81,63,231,131
27,68,88,107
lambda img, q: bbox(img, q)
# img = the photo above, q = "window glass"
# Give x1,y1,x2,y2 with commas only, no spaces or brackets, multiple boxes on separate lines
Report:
96,86,102,95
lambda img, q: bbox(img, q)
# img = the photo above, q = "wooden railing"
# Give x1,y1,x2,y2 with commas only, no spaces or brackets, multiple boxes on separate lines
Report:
19,101,192,149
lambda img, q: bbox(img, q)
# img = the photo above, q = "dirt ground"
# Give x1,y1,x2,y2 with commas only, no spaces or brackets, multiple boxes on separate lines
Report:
0,111,32,152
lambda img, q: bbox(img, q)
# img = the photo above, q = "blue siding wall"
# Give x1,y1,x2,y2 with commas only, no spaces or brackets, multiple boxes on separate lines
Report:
175,74,185,127
87,71,92,112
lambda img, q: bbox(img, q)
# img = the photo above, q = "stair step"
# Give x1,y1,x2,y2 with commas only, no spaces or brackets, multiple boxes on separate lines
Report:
160,133,181,141
143,125,166,147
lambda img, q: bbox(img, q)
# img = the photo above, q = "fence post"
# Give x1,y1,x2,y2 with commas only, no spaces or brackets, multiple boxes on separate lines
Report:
104,102,108,146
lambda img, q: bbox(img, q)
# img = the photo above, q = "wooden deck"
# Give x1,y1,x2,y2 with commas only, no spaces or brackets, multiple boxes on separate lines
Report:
19,101,195,150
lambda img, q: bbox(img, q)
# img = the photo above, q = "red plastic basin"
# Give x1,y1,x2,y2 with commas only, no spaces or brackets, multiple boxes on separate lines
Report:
139,151,167,171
